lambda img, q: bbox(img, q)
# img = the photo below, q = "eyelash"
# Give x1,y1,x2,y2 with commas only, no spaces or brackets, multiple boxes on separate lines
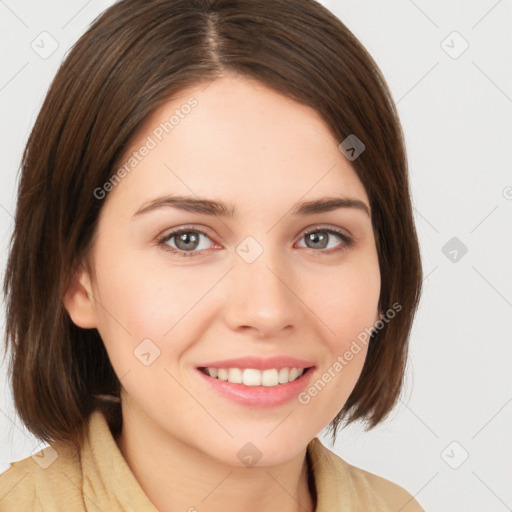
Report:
156,225,353,258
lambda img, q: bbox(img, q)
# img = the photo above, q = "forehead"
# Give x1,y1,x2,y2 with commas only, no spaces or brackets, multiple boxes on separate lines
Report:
104,75,368,215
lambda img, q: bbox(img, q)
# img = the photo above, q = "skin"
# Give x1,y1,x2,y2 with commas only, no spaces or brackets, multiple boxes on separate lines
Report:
64,74,381,512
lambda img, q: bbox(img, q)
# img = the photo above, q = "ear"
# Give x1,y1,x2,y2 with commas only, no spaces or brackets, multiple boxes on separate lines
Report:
63,264,98,329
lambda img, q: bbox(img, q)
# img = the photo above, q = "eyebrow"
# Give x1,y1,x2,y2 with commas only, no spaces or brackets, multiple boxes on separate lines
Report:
132,194,370,218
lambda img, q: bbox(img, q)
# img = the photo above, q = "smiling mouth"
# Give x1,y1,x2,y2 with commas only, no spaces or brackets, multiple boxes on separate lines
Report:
198,366,313,387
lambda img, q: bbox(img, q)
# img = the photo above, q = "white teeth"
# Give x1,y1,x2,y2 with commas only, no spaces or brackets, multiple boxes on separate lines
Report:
261,369,279,387
242,369,261,386
228,368,243,384
278,368,289,384
204,367,306,386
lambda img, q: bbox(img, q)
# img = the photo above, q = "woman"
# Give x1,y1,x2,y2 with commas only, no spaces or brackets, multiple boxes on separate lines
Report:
1,0,423,510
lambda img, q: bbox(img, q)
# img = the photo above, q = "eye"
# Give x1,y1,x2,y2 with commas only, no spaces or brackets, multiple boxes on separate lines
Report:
157,228,215,257
156,225,353,258
296,227,352,254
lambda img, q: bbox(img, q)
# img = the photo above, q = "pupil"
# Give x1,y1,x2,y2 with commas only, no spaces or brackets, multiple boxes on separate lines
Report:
307,231,327,249
177,232,199,250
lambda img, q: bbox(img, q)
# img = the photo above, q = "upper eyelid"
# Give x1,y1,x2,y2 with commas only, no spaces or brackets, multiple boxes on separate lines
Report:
158,225,214,242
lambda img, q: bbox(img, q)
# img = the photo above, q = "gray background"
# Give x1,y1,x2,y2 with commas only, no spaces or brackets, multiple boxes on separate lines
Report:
1,1,511,510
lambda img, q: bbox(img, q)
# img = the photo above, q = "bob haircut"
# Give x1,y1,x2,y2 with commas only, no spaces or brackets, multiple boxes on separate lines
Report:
3,0,422,451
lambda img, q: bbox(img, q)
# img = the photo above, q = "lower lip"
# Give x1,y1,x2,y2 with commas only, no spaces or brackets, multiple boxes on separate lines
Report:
195,367,315,407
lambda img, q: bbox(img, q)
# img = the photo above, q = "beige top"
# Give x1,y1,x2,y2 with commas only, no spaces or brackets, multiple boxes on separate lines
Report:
0,410,424,511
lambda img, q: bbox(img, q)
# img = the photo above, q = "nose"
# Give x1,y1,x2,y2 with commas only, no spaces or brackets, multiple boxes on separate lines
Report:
222,247,303,339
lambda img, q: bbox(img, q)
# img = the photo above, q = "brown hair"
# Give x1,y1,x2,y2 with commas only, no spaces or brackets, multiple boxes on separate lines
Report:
3,0,422,451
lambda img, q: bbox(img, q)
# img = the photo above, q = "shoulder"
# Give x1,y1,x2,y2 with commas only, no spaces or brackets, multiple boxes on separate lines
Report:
0,441,84,511
308,437,425,511
344,461,425,511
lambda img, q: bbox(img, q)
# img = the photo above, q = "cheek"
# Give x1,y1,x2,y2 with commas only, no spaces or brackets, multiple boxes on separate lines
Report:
92,225,184,324
90,246,218,370
296,251,380,418
307,249,381,347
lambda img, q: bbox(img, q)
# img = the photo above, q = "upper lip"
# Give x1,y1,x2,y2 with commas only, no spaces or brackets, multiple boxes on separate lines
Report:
197,356,316,370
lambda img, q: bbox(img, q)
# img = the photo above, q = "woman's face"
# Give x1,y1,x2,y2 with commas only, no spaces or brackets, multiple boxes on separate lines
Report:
73,75,380,466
